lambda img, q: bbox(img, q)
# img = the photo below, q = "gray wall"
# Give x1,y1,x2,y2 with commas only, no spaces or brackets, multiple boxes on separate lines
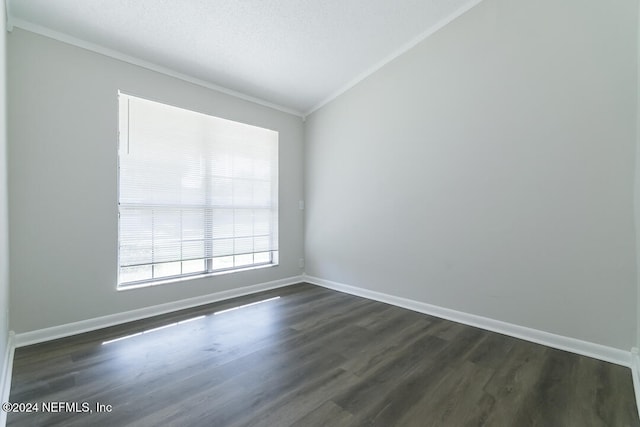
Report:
637,1,640,352
305,0,638,350
0,0,9,365
8,29,304,333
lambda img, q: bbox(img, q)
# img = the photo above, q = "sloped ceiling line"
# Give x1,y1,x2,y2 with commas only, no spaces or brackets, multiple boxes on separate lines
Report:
7,0,484,116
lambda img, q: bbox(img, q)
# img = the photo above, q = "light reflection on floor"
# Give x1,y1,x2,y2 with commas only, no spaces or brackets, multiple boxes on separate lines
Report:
101,296,281,346
102,315,206,345
214,296,280,315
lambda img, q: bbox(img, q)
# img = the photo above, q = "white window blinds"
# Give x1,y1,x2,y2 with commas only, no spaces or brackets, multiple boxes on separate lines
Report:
118,93,279,287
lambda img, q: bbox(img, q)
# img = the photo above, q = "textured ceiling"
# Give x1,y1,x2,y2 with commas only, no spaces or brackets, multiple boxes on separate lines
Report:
8,0,481,115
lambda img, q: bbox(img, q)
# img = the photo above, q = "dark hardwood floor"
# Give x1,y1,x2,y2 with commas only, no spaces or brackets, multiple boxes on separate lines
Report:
7,283,639,426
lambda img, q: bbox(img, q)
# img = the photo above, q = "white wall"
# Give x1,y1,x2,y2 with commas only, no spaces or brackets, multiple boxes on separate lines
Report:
306,0,638,350
637,1,640,351
0,0,9,373
8,28,304,333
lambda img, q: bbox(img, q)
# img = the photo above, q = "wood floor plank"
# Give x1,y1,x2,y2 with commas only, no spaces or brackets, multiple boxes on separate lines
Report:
289,400,354,427
481,340,550,426
230,368,358,427
7,283,639,426
512,349,583,426
392,360,496,427
352,328,489,425
333,328,485,423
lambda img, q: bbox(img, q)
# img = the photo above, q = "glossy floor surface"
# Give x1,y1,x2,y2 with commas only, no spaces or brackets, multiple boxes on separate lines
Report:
8,283,640,426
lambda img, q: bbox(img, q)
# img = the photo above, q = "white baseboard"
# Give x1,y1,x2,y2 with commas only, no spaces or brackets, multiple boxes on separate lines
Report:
14,275,304,348
304,275,632,368
0,331,15,427
4,274,639,423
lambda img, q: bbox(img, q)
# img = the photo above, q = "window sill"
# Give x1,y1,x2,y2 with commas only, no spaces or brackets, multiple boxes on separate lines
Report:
116,263,278,291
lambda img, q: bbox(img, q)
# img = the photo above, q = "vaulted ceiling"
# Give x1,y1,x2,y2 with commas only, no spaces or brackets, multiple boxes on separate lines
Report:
8,0,482,115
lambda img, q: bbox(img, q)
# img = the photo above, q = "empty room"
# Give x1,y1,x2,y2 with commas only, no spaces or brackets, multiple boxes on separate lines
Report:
1,0,640,425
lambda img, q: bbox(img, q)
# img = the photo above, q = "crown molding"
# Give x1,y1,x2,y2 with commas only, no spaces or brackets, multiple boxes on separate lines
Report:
9,18,304,118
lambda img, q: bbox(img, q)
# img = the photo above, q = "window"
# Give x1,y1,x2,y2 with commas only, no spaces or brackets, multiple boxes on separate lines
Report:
117,93,278,288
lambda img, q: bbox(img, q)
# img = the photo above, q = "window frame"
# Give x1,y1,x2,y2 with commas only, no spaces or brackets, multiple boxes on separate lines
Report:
116,91,279,290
